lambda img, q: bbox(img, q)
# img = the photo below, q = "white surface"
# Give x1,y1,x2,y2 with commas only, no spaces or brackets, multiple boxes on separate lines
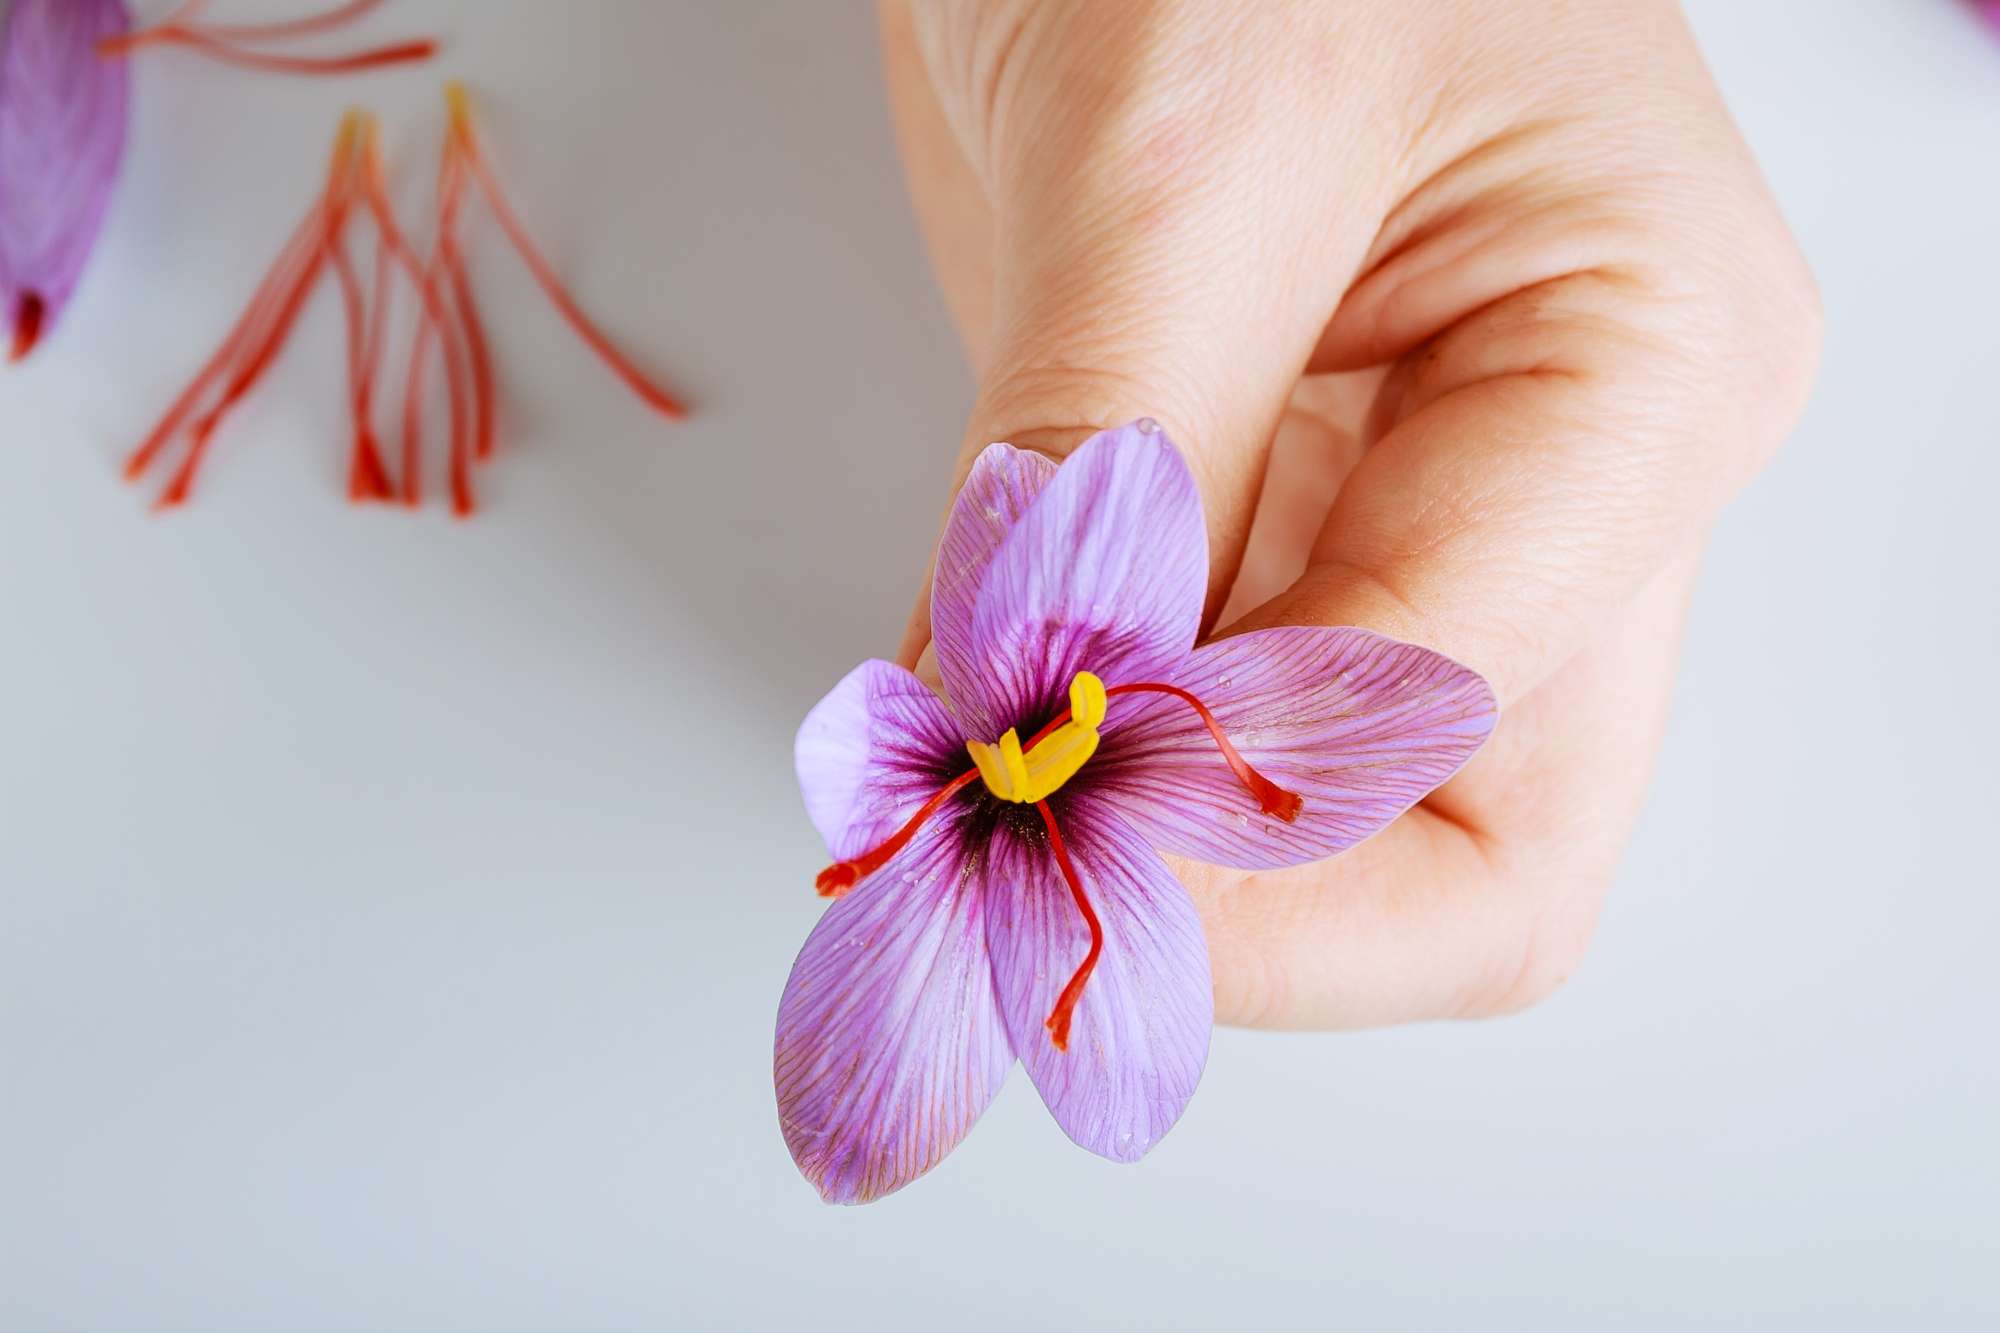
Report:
2,1,1996,1328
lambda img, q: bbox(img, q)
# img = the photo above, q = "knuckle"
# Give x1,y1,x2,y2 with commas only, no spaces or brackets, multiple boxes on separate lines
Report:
1454,868,1609,1019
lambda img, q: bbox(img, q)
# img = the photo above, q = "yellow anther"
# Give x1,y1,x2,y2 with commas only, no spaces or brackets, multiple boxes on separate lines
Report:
1069,671,1106,728
966,671,1107,804
999,728,1029,799
965,735,1011,799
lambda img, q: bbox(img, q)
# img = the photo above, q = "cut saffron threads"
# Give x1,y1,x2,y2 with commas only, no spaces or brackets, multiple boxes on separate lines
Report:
125,83,687,514
356,112,467,511
126,109,363,505
326,223,393,500
98,0,436,76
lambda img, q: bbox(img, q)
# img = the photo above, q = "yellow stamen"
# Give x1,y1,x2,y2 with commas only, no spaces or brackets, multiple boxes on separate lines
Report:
966,671,1107,803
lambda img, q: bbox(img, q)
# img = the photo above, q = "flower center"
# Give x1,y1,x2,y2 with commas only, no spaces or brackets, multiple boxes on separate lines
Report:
811,672,1306,1051
964,671,1107,803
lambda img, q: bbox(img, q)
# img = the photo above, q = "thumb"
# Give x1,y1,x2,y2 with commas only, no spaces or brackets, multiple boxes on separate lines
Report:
893,10,1396,669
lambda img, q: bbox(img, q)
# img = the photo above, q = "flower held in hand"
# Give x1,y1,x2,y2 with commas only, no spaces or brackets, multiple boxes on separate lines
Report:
778,421,1497,1203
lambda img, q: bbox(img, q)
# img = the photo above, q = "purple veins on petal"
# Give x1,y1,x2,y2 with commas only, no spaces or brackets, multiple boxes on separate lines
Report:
777,420,1500,1202
982,792,1212,1162
795,658,967,862
0,0,130,362
954,422,1210,742
932,442,1057,731
1094,625,1497,871
774,810,1013,1205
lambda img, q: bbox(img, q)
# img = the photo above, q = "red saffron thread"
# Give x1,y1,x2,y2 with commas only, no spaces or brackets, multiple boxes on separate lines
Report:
813,770,979,898
358,118,467,509
446,85,688,419
122,213,319,480
100,0,435,76
438,157,497,464
104,28,435,75
156,159,353,508
353,230,395,490
415,138,480,514
1105,682,1303,821
1036,800,1103,1052
127,114,363,501
328,230,393,500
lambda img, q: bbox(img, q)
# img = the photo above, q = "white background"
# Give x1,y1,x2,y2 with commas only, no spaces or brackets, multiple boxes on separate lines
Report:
2,1,1995,1327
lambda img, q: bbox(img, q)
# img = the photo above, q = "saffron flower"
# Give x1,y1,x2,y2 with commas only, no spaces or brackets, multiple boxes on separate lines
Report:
0,0,130,362
778,420,1499,1203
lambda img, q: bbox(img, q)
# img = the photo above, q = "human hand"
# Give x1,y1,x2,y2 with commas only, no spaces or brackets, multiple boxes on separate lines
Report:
880,0,1819,1029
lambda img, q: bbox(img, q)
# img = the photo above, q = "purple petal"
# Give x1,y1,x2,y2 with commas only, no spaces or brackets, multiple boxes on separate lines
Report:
0,0,129,360
1094,626,1496,870
951,421,1208,741
983,792,1211,1162
774,812,1013,1204
933,443,1058,732
795,659,966,860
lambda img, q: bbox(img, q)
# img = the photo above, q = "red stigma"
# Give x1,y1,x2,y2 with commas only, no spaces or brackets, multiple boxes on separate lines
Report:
1037,801,1103,1052
7,292,43,363
813,770,978,898
1107,682,1303,821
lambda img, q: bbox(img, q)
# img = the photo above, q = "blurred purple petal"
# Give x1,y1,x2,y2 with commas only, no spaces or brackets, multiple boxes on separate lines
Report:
795,659,965,860
0,0,129,360
983,792,1211,1162
933,442,1057,731
1976,1,2000,38
774,811,1013,1204
957,422,1207,739
1096,626,1496,869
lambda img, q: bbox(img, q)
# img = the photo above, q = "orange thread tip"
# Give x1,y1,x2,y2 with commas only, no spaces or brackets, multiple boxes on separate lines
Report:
814,863,859,897
9,293,44,363
1263,788,1304,822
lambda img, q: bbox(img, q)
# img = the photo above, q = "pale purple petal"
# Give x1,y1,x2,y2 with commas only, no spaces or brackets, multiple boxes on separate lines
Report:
795,659,966,861
0,0,129,359
774,813,1013,1204
951,422,1207,741
1094,626,1496,870
933,443,1058,732
983,792,1211,1162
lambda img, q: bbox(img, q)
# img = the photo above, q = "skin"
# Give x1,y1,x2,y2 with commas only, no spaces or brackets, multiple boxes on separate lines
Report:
880,0,1820,1029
